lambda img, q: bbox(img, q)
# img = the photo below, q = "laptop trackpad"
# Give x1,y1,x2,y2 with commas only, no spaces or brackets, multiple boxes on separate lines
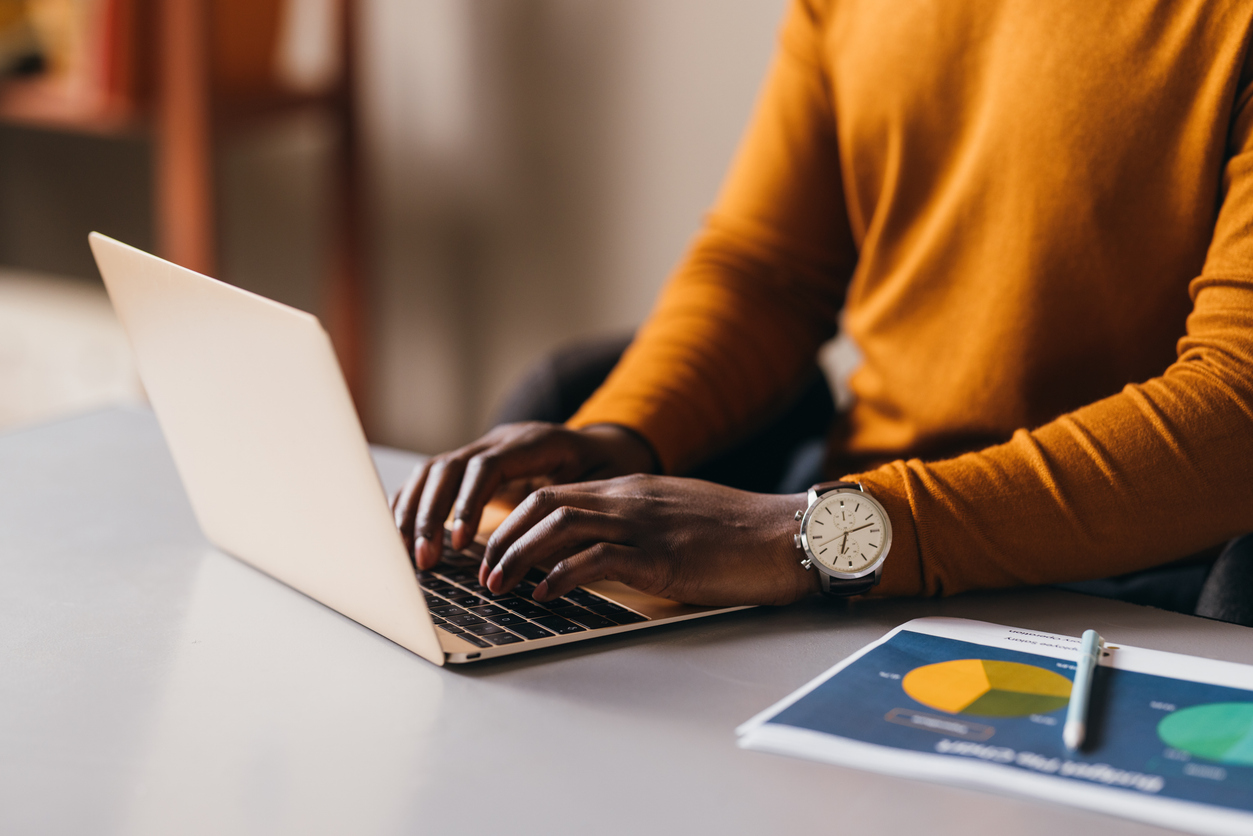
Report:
584,580,725,620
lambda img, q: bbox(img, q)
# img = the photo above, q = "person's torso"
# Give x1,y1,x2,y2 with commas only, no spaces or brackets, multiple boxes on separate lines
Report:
822,0,1252,463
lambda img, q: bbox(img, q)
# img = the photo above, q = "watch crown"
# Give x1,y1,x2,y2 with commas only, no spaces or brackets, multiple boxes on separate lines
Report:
794,509,803,521
793,534,802,548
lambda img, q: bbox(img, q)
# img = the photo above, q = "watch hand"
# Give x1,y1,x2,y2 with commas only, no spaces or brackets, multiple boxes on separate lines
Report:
840,531,849,553
846,522,875,534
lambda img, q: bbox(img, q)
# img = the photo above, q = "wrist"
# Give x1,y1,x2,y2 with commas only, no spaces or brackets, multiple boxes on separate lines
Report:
761,491,823,603
579,423,660,476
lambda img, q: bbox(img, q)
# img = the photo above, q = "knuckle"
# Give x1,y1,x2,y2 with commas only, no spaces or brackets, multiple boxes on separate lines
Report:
485,424,513,441
549,505,578,528
466,452,498,475
616,472,654,494
529,485,557,508
433,449,472,473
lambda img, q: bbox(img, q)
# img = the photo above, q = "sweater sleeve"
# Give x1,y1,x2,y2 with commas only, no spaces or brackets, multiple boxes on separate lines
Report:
567,0,858,474
859,67,1253,597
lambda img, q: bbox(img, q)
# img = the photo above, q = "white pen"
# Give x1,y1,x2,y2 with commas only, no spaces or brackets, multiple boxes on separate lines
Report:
1063,629,1104,751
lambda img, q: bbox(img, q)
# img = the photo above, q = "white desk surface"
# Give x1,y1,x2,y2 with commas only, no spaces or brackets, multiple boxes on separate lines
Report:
3,407,1247,836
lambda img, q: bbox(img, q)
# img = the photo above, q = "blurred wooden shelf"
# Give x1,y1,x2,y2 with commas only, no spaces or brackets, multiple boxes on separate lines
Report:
0,0,370,422
0,80,143,136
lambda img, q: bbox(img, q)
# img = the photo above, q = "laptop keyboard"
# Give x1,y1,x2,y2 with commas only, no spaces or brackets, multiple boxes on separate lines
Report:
420,551,649,649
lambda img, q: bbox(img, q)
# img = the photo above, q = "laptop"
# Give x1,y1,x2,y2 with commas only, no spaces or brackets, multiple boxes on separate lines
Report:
90,232,748,664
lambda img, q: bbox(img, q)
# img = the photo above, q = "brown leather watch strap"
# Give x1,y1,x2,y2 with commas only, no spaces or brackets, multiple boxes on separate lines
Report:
820,572,878,596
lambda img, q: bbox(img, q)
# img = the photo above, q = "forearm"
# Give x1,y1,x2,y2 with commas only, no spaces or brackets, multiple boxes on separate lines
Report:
856,280,1253,596
570,229,843,474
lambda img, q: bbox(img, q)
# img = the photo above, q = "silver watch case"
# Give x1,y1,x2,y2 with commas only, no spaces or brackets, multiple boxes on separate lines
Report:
795,482,893,587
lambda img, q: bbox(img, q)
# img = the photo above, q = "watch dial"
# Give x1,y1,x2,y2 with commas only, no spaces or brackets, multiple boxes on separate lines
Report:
804,491,888,575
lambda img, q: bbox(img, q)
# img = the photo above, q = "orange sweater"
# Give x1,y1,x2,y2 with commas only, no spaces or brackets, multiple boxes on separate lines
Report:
569,0,1253,597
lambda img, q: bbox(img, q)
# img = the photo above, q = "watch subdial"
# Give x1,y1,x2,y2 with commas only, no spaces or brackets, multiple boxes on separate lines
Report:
831,505,858,531
840,536,864,568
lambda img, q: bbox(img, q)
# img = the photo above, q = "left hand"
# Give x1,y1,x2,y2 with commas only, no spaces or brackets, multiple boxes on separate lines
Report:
479,474,820,607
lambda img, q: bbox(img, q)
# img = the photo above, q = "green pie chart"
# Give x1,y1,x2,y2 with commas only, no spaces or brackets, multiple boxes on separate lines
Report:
1157,702,1253,766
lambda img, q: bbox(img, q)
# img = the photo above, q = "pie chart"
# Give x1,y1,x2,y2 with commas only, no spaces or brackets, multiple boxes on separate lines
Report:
902,659,1073,717
1157,703,1253,766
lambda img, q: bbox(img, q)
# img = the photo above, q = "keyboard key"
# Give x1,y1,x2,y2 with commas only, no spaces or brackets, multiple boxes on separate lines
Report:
457,633,491,648
482,631,523,645
567,589,604,607
443,569,479,583
469,605,507,618
562,608,616,630
449,595,485,608
430,604,464,618
534,615,586,635
424,594,446,607
540,597,577,611
445,613,486,627
466,622,505,636
501,599,549,619
437,623,465,634
486,612,529,627
430,616,446,625
588,601,629,616
508,622,554,640
511,581,537,598
605,611,648,624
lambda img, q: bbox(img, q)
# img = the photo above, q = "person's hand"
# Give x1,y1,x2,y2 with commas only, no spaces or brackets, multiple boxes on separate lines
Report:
479,474,821,607
391,422,657,569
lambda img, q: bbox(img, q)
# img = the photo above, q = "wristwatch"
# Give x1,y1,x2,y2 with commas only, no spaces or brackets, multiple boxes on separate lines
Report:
793,481,892,596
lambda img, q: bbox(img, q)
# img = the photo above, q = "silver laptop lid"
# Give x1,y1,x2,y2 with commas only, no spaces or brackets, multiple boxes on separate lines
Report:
90,232,444,664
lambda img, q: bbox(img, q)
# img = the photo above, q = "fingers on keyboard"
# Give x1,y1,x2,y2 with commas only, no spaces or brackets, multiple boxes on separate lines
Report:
422,562,649,648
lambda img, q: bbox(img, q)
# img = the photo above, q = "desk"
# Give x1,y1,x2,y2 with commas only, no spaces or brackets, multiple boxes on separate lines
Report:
3,407,1247,836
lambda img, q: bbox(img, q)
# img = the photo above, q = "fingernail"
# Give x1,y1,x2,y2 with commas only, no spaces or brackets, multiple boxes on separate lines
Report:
487,566,503,593
452,519,468,548
533,580,549,601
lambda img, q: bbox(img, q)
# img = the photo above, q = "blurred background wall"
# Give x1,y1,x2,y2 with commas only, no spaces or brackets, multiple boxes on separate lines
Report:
0,0,787,452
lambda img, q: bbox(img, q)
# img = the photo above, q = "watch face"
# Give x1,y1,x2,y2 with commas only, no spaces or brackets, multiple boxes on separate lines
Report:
802,490,890,577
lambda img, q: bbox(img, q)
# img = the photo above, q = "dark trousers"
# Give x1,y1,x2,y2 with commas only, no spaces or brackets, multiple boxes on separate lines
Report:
496,335,1253,625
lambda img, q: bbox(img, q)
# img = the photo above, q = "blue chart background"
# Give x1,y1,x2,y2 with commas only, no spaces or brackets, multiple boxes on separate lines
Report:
769,631,1253,810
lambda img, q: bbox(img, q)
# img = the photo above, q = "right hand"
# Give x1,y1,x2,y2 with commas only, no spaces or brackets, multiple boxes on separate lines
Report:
391,421,658,569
